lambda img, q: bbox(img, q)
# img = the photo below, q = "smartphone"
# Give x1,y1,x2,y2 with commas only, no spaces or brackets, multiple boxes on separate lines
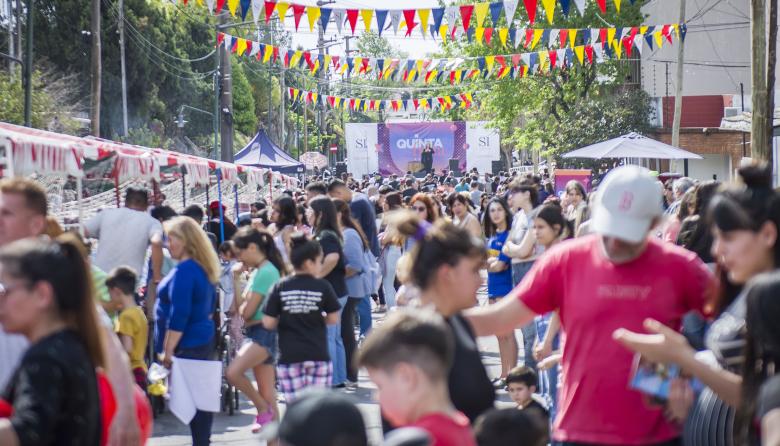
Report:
628,354,680,403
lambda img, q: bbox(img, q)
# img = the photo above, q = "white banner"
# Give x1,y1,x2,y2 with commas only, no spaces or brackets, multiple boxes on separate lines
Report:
466,121,501,174
345,123,379,179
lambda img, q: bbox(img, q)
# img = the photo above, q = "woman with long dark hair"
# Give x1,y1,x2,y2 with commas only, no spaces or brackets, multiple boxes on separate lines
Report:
306,196,348,387
270,196,298,264
388,212,495,423
614,164,780,446
227,227,287,433
379,192,404,310
0,238,105,446
482,197,516,388
448,192,482,238
334,199,374,385
410,193,439,223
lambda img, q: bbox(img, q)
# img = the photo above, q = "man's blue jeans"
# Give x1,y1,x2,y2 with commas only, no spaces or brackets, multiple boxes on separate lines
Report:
327,296,348,386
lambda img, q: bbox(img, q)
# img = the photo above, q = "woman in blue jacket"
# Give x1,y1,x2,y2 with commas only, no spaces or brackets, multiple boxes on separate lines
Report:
155,216,221,446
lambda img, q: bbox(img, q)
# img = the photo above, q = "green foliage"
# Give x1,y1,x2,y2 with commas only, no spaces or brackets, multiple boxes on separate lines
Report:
0,71,81,132
231,63,257,136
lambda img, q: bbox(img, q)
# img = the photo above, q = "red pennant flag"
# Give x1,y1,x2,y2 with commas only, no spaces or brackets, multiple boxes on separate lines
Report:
272,46,279,62
438,97,446,107
346,9,359,34
425,71,435,83
360,58,369,73
305,91,313,104
596,0,606,13
548,50,557,68
449,71,456,84
245,41,252,56
403,10,417,36
495,55,506,67
303,52,313,69
559,29,568,47
525,28,534,47
288,87,294,98
629,26,639,38
264,1,276,23
599,28,608,44
231,39,239,53
523,0,537,25
216,0,226,12
585,44,594,64
511,54,521,67
292,4,306,31
662,24,673,43
459,5,474,32
284,52,290,67
327,96,335,107
331,56,339,68
217,32,226,45
349,98,355,110
413,99,420,110
484,28,493,45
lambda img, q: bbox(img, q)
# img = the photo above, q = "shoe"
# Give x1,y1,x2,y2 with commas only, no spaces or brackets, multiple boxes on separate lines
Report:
492,378,506,389
331,383,347,389
345,380,358,390
372,305,386,313
252,408,275,433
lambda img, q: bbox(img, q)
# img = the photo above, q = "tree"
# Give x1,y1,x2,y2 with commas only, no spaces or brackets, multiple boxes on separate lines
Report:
231,63,257,136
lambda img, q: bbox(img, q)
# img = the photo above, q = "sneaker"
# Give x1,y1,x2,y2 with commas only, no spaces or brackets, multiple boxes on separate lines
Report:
252,408,275,433
345,380,358,390
492,378,506,389
331,383,347,389
372,305,386,314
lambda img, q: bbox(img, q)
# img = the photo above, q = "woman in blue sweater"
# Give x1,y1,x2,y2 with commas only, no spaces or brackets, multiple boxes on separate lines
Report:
155,216,221,446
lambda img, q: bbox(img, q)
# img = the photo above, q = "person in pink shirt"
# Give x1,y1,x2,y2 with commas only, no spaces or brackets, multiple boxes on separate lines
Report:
465,165,714,445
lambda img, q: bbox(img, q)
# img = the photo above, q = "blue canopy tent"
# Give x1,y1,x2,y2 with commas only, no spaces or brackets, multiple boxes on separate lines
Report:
234,130,304,174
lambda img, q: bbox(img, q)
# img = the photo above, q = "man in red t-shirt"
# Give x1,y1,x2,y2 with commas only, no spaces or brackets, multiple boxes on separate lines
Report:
466,166,713,445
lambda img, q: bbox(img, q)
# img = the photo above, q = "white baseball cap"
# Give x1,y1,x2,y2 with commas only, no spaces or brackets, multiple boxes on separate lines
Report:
591,165,663,243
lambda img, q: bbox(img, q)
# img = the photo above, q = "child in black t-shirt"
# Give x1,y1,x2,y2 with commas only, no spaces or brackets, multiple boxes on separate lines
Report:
505,366,550,429
263,234,341,402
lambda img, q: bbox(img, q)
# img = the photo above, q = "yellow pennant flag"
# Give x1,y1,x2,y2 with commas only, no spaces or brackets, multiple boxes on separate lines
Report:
607,28,616,45
474,2,490,28
339,63,348,75
334,97,342,108
195,0,203,6
227,0,239,16
439,25,449,43
574,45,585,64
307,6,321,32
324,55,332,69
363,101,369,112
538,51,548,72
416,59,424,73
263,44,273,63
654,31,664,49
353,57,363,74
237,38,248,56
640,25,648,34
672,23,679,37
455,69,463,83
311,92,318,103
290,50,302,67
498,28,509,46
354,99,361,110
444,96,453,107
475,27,485,43
531,29,544,49
497,67,510,79
614,0,621,13
569,29,578,48
418,9,430,37
541,0,556,24
360,9,373,32
408,69,417,82
464,92,473,103
614,39,622,59
311,60,320,74
276,2,289,23
421,98,429,109
485,55,495,73
383,68,394,80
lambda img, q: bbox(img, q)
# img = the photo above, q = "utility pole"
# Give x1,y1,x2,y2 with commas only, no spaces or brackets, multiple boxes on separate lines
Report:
765,0,777,167
118,0,128,136
671,0,685,148
22,0,31,127
751,0,769,161
6,0,13,79
316,0,325,155
90,0,101,136
218,11,233,162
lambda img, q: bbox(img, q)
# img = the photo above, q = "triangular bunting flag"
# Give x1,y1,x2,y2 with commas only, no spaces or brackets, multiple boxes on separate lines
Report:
573,0,585,14
559,29,568,47
431,7,445,30
360,9,373,32
596,0,606,13
541,0,555,24
474,3,490,28
307,6,320,32
332,9,345,34
276,1,289,23
531,29,543,48
476,27,486,43
498,27,509,46
290,4,305,30
574,45,585,63
403,9,417,36
490,2,503,25
614,0,621,12
227,0,239,16
460,5,474,32
320,7,332,32
346,9,359,34
523,0,537,24
251,0,263,22
418,8,430,37
504,0,519,22
390,10,403,35
376,10,389,35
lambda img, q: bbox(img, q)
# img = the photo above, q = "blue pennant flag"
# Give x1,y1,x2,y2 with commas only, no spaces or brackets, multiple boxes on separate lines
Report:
376,10,389,36
432,7,445,30
644,33,654,50
489,2,503,26
377,58,385,72
320,8,333,33
436,71,445,82
347,57,355,72
406,59,415,72
559,0,571,15
680,24,687,41
580,29,589,45
477,57,486,71
615,27,624,42
529,52,538,70
565,48,574,65
240,0,251,20
541,29,551,47
467,27,475,42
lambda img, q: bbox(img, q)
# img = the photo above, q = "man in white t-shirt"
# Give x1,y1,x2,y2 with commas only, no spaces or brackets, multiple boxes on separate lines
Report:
84,186,164,285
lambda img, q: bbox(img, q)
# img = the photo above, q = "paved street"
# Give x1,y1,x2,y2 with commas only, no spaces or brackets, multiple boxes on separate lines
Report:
150,291,518,445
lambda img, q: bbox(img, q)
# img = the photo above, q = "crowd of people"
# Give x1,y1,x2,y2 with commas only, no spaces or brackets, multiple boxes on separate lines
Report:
0,161,779,446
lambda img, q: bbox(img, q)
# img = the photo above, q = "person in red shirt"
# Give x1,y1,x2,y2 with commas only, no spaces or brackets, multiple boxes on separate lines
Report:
357,310,476,446
465,165,714,445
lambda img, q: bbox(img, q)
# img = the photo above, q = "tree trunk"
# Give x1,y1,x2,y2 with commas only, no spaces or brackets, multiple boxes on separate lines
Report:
765,0,777,167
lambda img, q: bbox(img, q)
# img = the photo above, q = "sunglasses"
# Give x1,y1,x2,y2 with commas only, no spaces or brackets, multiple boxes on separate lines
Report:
412,206,427,212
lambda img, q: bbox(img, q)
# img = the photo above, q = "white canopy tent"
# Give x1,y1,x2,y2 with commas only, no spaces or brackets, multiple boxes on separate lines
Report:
561,132,703,160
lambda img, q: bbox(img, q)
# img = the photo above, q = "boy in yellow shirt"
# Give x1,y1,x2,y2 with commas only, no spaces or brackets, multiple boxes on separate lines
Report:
107,266,148,389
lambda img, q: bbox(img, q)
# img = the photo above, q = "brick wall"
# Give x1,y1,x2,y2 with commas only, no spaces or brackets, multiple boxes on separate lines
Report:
648,128,749,172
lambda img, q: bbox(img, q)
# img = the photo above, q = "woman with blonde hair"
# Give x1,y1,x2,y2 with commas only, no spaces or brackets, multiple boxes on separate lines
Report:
155,216,220,446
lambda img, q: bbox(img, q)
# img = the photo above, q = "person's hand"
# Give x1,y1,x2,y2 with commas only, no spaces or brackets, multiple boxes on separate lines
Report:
537,353,560,371
232,262,246,278
664,378,694,424
160,352,173,369
534,340,552,361
107,406,142,446
612,318,695,366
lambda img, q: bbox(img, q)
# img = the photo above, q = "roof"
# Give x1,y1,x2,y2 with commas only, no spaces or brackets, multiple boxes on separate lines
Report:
234,130,304,174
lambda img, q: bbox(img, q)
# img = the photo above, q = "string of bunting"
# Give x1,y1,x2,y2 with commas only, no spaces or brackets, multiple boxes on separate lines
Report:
184,0,631,31
286,88,477,112
220,24,682,84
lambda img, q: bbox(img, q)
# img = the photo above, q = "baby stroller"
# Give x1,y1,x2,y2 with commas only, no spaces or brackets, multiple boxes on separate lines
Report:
216,283,241,415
